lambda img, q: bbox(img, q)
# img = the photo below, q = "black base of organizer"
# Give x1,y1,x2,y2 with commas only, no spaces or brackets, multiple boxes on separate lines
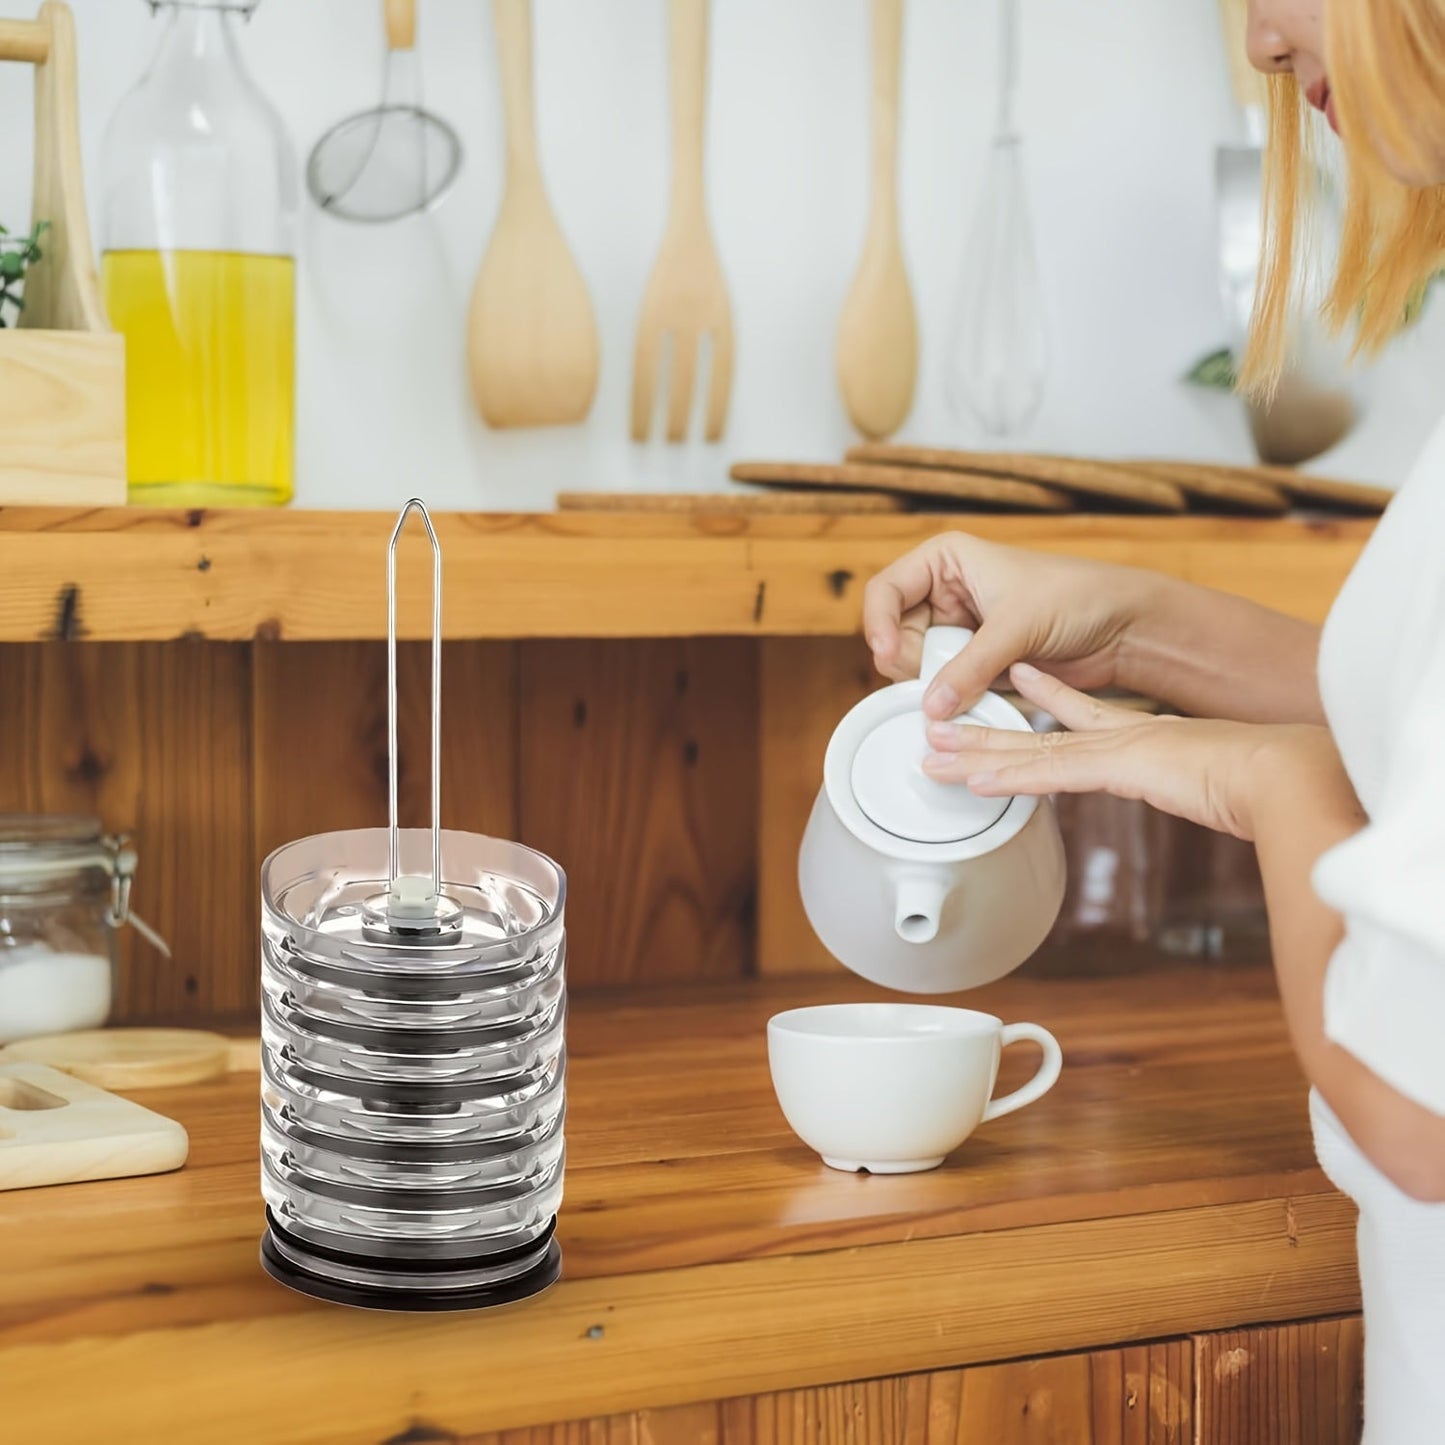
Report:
260,1212,562,1313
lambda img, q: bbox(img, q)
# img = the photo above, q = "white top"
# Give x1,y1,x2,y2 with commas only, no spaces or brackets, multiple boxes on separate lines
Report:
1313,415,1445,1444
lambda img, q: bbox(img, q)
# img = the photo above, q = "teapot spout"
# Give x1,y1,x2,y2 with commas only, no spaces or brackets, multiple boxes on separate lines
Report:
893,871,952,945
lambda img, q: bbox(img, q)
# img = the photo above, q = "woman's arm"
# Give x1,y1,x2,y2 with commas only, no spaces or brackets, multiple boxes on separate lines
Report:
1118,571,1326,725
924,666,1445,1201
1251,740,1445,1202
862,535,1324,726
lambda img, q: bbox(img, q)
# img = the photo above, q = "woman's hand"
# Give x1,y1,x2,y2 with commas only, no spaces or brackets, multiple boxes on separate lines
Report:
861,531,1326,728
862,532,1160,721
922,662,1345,841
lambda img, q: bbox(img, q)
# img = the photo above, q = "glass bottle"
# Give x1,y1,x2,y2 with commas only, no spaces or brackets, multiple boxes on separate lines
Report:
100,1,297,507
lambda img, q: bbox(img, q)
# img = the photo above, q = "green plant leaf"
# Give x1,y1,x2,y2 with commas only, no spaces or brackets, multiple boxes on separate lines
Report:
1403,269,1444,328
0,252,25,279
1183,347,1238,391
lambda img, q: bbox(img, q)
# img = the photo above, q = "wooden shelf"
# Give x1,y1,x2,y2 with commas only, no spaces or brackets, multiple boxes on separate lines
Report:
0,506,1373,642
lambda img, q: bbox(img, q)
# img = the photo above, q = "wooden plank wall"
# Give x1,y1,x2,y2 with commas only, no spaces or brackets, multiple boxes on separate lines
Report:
0,635,1262,1024
456,1323,1358,1445
460,1318,1364,1443
0,637,759,1023
463,1339,1197,1443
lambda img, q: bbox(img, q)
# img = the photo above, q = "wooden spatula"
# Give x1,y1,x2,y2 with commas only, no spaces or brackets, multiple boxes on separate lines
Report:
631,0,735,442
836,0,917,441
467,0,600,428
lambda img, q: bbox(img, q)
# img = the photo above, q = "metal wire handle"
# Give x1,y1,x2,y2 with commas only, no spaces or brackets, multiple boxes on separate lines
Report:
387,498,442,898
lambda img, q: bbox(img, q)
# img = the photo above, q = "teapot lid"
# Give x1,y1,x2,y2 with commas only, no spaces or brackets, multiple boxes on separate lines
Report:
850,713,1010,844
847,628,1011,844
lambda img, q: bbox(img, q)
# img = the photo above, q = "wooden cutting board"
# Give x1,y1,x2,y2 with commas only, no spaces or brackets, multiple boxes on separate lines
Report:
1134,459,1392,514
0,1028,232,1090
729,461,1073,512
844,444,1187,513
556,489,907,515
0,1061,188,1190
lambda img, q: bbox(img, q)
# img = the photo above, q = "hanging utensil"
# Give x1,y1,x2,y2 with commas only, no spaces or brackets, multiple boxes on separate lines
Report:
835,0,917,442
943,0,1047,437
629,0,734,442
467,0,599,428
306,0,461,224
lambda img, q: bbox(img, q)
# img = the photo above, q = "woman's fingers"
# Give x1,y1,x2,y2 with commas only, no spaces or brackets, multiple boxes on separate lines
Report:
922,618,1030,719
926,671,1145,758
862,545,944,675
890,603,932,682
862,536,982,681
924,730,1108,795
926,721,1037,754
1006,663,1148,733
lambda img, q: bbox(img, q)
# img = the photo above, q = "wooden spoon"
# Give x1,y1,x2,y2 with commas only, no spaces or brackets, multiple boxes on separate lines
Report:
467,0,599,428
836,0,917,441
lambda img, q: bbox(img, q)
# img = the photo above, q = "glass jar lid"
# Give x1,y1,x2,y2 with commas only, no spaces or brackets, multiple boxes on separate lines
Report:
0,814,170,956
0,814,113,878
0,812,103,845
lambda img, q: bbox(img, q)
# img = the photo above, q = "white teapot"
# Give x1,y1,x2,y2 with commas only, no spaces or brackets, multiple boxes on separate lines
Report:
798,626,1066,993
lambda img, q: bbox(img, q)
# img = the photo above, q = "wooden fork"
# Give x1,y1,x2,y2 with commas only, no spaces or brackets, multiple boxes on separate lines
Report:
630,0,734,442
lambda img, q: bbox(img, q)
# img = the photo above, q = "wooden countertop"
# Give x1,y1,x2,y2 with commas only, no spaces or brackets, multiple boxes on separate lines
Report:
2,965,1360,1443
0,506,1370,639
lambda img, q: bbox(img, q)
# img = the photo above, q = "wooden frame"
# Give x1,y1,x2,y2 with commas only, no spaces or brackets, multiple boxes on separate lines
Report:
0,2,125,506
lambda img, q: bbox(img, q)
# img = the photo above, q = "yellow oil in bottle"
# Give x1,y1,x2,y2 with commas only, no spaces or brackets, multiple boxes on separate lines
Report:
101,249,295,506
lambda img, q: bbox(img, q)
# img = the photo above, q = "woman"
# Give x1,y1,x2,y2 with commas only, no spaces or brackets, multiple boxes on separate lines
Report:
862,2,1445,1438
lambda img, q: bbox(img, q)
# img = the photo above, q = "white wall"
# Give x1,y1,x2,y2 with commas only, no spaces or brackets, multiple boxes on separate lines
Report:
3,0,1441,511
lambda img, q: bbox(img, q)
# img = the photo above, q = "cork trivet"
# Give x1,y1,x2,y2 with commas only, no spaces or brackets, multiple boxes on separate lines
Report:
846,444,1187,513
1115,461,1289,514
1134,460,1392,514
556,489,907,515
728,461,1074,512
0,1028,231,1090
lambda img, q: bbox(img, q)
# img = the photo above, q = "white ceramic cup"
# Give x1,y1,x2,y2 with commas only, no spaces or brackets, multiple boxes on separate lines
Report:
767,1003,1062,1173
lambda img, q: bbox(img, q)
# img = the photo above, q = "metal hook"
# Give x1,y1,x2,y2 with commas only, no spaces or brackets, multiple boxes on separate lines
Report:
387,498,442,902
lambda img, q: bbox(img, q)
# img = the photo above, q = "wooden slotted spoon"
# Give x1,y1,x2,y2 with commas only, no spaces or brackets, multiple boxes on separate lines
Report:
836,0,918,440
630,0,734,442
467,0,599,428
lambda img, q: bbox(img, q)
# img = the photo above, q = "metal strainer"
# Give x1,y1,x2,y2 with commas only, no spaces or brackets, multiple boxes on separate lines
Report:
306,0,461,224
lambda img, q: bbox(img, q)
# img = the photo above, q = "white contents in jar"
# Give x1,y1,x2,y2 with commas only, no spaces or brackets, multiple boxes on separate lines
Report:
0,943,112,1044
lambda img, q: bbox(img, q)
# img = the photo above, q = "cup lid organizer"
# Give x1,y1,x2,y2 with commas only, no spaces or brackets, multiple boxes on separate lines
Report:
259,500,567,1311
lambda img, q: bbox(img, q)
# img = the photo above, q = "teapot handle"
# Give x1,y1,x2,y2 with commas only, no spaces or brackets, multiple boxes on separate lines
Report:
920,626,976,688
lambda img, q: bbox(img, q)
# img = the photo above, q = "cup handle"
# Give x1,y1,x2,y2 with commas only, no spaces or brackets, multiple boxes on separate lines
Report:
980,1023,1062,1123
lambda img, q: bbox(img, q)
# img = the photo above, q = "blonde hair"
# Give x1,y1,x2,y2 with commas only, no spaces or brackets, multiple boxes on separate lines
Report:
1241,1,1445,390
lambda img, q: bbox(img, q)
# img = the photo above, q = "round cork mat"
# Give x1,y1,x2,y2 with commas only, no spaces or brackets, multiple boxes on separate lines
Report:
1231,465,1387,517
1114,461,1289,514
556,489,907,515
0,1028,232,1090
845,444,1187,513
1155,461,1392,514
728,461,1074,512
